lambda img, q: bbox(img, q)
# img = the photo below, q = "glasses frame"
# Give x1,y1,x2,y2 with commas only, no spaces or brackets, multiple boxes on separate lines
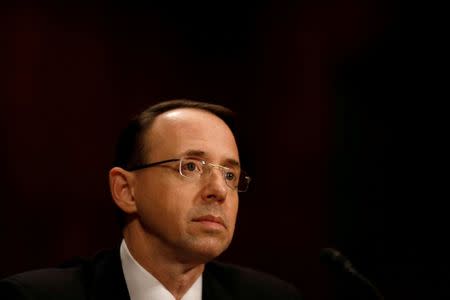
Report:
126,157,251,192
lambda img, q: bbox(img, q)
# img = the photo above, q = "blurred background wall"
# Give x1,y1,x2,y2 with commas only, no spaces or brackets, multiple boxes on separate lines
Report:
1,2,446,299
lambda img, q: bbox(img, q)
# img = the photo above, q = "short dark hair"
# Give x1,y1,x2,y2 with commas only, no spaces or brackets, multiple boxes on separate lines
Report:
112,99,238,228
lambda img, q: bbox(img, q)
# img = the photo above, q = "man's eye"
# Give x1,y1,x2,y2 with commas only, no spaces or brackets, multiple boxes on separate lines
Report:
182,161,201,173
225,171,236,181
186,162,197,171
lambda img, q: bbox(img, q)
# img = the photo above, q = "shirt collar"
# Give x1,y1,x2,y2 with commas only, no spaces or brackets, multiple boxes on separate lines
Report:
120,239,203,300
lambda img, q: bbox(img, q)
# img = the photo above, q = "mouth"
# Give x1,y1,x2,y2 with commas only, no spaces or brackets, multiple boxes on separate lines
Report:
192,215,226,229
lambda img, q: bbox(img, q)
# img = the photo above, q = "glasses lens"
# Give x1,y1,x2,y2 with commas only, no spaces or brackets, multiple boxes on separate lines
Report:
179,157,250,192
237,171,251,192
179,158,204,177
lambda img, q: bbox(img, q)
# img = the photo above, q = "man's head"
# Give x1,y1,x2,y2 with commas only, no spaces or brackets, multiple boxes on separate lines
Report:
109,99,248,263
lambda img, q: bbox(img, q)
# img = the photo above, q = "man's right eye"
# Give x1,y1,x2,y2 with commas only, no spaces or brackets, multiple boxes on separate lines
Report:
185,162,197,171
181,160,202,173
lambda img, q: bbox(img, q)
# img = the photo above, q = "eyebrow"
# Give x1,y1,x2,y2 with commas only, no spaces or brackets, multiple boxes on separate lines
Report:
182,149,241,168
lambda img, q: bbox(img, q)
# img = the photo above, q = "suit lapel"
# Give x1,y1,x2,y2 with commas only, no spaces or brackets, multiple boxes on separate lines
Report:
84,248,131,300
202,263,233,300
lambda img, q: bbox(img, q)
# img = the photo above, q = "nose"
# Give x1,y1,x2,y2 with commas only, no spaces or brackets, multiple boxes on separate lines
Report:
201,167,228,203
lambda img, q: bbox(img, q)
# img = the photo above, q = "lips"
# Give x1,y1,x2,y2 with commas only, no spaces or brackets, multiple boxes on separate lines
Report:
192,215,226,228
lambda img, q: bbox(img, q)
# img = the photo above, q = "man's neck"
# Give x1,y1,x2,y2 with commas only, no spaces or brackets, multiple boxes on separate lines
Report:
123,225,204,300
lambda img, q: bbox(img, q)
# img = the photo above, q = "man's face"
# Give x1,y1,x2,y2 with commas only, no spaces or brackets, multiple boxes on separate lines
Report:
131,108,240,263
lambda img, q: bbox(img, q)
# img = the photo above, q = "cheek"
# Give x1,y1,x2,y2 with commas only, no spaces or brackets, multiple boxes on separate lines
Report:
136,180,194,226
227,196,239,231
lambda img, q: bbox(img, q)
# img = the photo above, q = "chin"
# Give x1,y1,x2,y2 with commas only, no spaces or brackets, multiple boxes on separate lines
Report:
181,237,231,264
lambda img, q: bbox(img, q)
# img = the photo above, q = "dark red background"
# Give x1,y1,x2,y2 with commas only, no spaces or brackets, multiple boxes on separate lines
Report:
1,2,446,299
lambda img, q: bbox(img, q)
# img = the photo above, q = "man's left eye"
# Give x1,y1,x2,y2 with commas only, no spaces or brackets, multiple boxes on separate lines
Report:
225,172,236,180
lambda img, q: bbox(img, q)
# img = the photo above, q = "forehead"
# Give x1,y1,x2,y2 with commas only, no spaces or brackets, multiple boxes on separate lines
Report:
145,108,239,162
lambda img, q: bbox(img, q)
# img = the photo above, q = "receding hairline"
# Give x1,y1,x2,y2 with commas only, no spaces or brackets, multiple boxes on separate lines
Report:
142,107,238,162
151,107,234,130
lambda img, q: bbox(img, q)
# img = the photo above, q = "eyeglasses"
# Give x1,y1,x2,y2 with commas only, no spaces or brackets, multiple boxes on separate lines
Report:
126,157,251,192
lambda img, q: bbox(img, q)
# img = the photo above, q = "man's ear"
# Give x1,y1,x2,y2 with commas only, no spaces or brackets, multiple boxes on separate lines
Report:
109,167,137,214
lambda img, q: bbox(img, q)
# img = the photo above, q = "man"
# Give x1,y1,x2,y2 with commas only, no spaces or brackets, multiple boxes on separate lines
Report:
0,99,301,299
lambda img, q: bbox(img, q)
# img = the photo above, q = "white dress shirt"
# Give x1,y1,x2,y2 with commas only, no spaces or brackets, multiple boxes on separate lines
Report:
120,240,202,300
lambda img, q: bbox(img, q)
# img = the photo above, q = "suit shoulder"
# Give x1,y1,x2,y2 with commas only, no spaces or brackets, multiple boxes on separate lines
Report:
0,248,122,300
0,266,86,300
205,261,302,299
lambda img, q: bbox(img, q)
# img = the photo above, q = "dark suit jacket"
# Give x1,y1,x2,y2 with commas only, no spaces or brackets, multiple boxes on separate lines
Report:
0,248,302,300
